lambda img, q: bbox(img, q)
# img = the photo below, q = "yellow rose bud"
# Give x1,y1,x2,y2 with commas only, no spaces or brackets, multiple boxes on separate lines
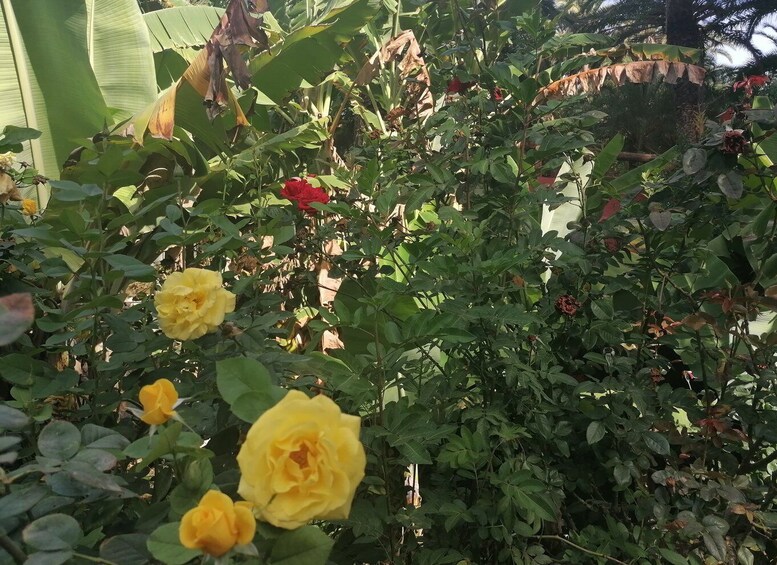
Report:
154,268,236,341
237,390,366,529
21,199,37,216
179,490,256,557
138,378,178,425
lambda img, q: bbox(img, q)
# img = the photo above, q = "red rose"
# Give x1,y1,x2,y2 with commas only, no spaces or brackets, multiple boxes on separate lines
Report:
447,77,475,94
280,177,330,215
721,130,748,155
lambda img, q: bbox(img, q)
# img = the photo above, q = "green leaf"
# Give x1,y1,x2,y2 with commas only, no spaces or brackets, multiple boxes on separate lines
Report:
0,0,154,182
144,6,223,53
0,484,48,520
230,391,283,423
103,254,156,281
249,0,378,103
136,422,183,471
269,526,334,565
81,424,131,450
216,357,285,423
613,464,631,487
88,0,158,122
642,431,670,455
49,180,103,202
395,440,433,465
512,491,556,521
100,535,151,565
608,147,679,194
147,523,200,565
24,551,74,565
659,548,689,565
682,148,706,175
0,124,41,152
717,171,744,199
23,514,83,551
38,420,82,460
0,0,107,178
216,357,273,404
0,404,29,430
586,421,605,444
592,134,624,179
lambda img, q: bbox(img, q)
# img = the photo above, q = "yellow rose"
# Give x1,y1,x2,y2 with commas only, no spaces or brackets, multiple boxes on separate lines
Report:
138,378,178,425
154,268,236,341
237,390,366,529
21,199,37,216
179,490,256,557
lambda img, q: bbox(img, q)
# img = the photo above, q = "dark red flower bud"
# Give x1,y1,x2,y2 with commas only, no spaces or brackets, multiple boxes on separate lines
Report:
555,294,581,316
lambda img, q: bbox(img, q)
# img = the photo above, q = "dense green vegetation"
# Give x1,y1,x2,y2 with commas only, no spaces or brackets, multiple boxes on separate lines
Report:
1,1,776,564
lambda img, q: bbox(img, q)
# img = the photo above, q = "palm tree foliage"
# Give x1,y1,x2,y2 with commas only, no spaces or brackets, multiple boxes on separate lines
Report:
563,0,776,58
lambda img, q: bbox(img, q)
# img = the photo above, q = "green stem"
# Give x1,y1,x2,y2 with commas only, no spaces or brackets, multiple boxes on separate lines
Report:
73,553,118,565
531,535,629,565
0,534,26,564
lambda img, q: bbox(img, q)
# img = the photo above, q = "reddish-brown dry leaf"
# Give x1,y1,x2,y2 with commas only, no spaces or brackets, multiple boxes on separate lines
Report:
535,61,706,104
203,0,269,118
126,0,265,141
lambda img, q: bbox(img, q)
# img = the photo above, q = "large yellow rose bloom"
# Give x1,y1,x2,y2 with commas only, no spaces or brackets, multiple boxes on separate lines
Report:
154,268,236,341
237,390,367,529
179,490,256,557
138,378,178,425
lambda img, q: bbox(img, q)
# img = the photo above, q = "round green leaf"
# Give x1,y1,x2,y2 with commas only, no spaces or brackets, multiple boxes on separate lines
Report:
269,526,334,565
216,357,273,404
147,523,200,565
100,534,151,565
23,514,82,551
682,147,706,174
38,420,81,460
0,404,29,430
717,171,744,199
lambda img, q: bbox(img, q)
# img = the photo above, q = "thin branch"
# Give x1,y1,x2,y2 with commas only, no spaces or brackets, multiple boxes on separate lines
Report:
531,534,629,565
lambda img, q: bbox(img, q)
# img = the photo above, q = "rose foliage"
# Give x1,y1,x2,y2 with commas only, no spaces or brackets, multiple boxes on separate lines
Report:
1,2,777,565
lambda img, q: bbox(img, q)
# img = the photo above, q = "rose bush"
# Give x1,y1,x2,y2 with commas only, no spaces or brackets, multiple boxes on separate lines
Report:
1,3,776,565
237,390,366,529
154,268,236,340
